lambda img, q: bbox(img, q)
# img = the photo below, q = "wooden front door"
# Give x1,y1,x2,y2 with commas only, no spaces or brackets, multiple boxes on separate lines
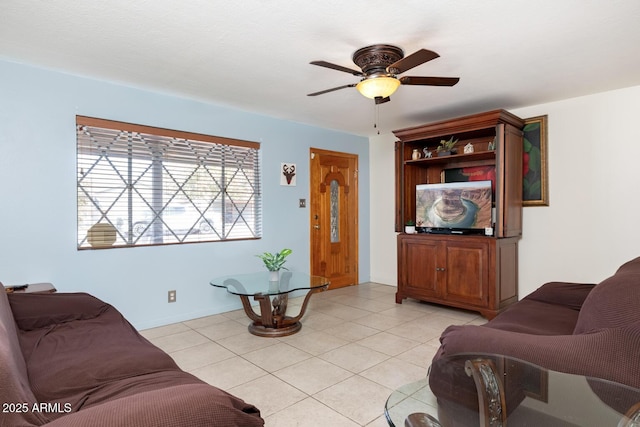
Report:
310,148,358,289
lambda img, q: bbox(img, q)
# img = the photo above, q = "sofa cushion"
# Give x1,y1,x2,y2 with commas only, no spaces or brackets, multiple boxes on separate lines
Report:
0,288,48,426
574,256,640,334
483,299,580,335
15,299,188,410
524,281,595,311
41,384,263,427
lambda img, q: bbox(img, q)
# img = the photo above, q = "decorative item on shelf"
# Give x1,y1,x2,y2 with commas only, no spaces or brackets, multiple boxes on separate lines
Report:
464,143,474,154
256,248,293,283
488,137,496,151
404,220,416,234
436,136,458,156
423,148,432,158
87,222,117,248
411,149,422,160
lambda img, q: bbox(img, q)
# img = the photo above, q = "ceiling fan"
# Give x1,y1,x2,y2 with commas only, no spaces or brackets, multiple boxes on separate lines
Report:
308,44,459,104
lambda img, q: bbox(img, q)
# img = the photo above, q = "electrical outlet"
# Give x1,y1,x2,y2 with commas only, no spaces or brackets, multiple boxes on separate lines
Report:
299,198,306,208
168,290,176,303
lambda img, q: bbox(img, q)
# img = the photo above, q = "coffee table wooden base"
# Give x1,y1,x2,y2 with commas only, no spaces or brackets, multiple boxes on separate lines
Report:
238,285,326,337
248,321,302,337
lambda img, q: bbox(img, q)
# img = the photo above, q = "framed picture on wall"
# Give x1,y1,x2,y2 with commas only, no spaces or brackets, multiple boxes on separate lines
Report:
523,115,549,206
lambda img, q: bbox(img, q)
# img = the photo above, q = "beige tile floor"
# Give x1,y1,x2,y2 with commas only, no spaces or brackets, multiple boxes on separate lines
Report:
140,283,487,426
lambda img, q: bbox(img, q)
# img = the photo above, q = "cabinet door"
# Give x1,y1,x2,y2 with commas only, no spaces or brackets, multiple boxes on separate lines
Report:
495,122,524,237
399,237,441,298
394,140,404,232
443,240,490,306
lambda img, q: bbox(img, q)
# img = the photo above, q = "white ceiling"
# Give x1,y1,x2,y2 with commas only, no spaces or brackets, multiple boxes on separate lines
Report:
2,1,640,137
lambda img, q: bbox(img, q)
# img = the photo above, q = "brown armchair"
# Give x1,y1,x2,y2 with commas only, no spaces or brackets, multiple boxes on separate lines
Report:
429,256,640,426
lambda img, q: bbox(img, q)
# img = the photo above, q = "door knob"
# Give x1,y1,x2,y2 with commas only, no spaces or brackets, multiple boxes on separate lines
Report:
313,224,320,229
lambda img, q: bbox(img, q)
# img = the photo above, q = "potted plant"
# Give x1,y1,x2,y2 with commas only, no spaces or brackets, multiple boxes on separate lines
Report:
405,220,416,234
436,136,458,156
256,248,292,281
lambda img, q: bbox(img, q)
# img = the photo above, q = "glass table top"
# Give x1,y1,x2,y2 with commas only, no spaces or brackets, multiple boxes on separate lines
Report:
210,270,329,296
386,353,640,427
385,377,439,427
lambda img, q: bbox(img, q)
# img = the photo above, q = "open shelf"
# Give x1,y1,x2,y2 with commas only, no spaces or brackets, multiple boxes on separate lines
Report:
405,150,496,166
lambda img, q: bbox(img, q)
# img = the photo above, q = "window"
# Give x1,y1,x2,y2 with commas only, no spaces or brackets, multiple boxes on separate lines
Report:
76,116,261,249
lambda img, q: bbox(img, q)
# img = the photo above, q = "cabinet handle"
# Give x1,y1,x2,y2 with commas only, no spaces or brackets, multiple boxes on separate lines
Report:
436,267,446,272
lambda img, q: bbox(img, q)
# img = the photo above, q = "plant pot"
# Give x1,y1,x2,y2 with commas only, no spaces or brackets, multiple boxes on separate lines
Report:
269,270,280,282
268,270,280,292
405,225,416,234
437,150,452,157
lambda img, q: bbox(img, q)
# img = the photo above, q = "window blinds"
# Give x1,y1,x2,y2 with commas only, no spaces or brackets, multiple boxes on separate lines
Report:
76,116,261,249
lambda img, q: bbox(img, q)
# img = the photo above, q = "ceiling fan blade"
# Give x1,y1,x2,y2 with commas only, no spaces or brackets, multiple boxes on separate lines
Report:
375,96,390,105
307,84,356,96
310,61,364,76
399,76,460,86
387,49,440,74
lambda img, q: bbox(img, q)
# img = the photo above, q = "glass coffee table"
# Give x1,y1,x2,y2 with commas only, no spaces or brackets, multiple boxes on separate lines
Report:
210,271,329,337
386,353,640,427
385,377,441,427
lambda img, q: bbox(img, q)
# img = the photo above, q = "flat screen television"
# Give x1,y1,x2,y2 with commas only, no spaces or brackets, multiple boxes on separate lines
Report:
416,180,493,234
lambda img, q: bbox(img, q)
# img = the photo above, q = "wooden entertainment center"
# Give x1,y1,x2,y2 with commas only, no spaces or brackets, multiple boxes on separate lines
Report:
394,109,524,319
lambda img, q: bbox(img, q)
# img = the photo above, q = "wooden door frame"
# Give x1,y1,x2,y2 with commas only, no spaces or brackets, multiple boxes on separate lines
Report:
309,148,359,288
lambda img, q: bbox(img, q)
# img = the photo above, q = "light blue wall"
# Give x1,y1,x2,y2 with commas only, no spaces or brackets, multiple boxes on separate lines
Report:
0,60,370,329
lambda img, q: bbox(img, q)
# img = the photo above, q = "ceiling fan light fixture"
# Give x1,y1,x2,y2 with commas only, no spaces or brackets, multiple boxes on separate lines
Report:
356,76,401,99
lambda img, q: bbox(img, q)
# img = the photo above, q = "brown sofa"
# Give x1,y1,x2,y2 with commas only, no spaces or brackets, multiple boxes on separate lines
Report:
429,255,640,425
0,289,264,427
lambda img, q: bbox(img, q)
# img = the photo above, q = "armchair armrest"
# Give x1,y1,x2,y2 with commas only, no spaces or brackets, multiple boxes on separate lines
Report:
435,322,640,388
8,293,110,331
